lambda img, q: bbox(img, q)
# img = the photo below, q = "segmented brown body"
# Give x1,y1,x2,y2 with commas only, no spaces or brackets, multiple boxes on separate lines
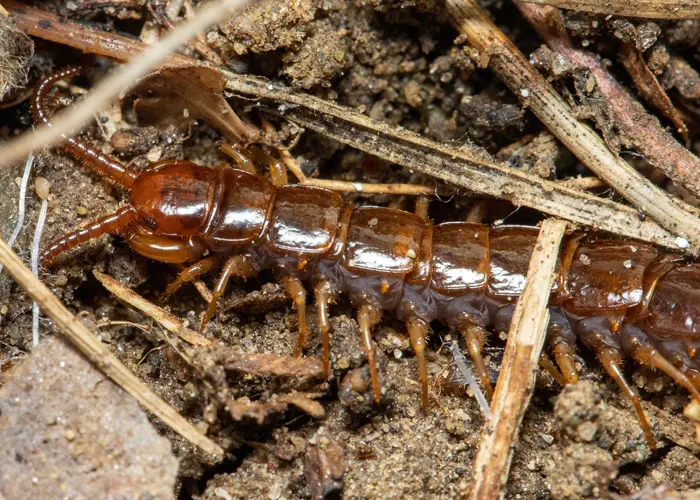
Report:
37,68,700,446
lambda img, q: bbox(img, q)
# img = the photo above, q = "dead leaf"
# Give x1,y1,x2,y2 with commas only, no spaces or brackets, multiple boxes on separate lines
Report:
225,352,324,378
226,392,326,424
128,64,260,144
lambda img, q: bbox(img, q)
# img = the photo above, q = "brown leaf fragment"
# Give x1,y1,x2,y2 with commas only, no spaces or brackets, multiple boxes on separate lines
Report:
129,64,260,144
304,427,345,500
225,352,324,378
279,392,326,419
226,392,326,424
619,42,688,140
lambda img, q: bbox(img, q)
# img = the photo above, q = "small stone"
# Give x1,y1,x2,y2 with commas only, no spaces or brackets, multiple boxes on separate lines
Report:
76,206,88,216
337,357,350,370
540,433,555,444
651,469,664,482
64,430,76,442
146,146,163,163
35,177,51,200
577,422,597,442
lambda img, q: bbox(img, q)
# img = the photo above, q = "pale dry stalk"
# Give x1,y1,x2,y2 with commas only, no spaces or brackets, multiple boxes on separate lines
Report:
444,0,700,247
469,219,568,500
520,0,700,19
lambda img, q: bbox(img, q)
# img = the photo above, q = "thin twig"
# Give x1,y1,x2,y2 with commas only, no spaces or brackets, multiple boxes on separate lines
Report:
94,270,325,379
0,239,223,456
0,152,33,276
469,219,567,500
519,0,700,19
93,270,212,347
444,0,700,247
4,2,695,253
0,0,251,167
516,2,700,200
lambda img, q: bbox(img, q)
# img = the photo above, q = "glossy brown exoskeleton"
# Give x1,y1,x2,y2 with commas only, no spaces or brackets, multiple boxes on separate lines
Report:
36,68,700,446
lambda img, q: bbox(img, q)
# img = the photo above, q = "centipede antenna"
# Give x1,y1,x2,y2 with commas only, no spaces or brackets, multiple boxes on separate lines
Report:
448,340,492,420
0,153,33,278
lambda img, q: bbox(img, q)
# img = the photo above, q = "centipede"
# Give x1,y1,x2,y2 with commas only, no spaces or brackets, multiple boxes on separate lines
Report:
35,67,700,447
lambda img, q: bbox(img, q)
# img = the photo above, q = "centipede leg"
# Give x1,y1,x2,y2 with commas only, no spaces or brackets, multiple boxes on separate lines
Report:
282,276,308,357
553,341,580,385
538,352,566,387
41,206,137,266
357,304,382,404
250,146,289,186
407,317,430,414
627,343,700,403
458,323,494,400
219,142,257,175
200,254,255,331
597,346,655,448
414,196,429,219
163,256,218,300
314,280,334,378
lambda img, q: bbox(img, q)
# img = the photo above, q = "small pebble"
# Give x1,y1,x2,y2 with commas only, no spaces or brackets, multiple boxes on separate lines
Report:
35,177,51,200
64,429,76,442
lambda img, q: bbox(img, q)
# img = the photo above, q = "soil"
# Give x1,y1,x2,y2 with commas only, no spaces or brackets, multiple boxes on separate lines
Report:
2,0,700,499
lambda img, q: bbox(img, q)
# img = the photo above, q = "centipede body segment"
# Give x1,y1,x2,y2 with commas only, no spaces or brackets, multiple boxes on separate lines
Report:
36,68,700,446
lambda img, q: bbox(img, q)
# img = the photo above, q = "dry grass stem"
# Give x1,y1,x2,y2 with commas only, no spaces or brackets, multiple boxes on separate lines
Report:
4,1,696,254
93,270,212,347
94,270,325,379
0,239,223,456
445,0,700,247
469,219,568,500
0,0,251,168
517,2,700,201
557,176,606,190
520,0,700,19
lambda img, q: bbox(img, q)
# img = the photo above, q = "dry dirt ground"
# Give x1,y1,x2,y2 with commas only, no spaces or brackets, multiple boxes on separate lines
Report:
2,0,700,498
